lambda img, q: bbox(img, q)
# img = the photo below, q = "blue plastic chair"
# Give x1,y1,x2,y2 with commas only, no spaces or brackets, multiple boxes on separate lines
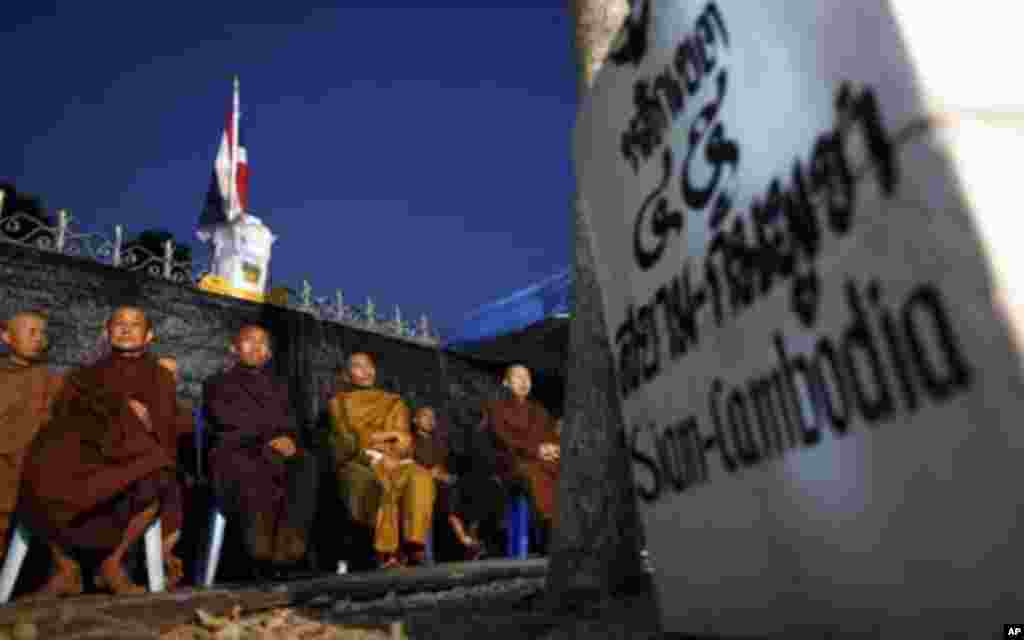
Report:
505,494,531,559
424,529,434,565
193,407,228,587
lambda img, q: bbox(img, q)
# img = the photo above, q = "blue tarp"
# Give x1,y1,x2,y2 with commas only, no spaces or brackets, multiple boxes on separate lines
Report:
443,266,572,348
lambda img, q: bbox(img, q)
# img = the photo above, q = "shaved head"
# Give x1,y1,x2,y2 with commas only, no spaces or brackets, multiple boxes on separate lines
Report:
107,306,150,330
106,306,153,355
347,351,377,388
348,351,376,366
503,363,531,380
503,363,532,399
233,324,272,368
234,324,270,344
4,310,47,333
2,311,49,364
413,406,436,435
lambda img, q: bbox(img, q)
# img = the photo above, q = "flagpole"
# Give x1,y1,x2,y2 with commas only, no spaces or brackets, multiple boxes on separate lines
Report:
231,75,241,221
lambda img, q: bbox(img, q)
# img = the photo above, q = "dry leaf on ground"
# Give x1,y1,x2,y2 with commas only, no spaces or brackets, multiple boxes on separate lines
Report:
196,609,233,631
161,606,401,640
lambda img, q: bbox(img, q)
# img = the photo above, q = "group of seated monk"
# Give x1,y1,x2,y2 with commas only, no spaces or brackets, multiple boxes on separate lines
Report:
0,306,561,599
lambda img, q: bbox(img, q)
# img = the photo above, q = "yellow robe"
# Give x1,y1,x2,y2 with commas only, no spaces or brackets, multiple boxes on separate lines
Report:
328,388,435,554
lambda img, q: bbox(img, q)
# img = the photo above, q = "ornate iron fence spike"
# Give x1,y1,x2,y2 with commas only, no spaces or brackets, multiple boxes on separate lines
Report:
301,280,313,310
162,240,174,279
0,209,438,344
366,297,376,326
113,226,123,266
56,210,68,252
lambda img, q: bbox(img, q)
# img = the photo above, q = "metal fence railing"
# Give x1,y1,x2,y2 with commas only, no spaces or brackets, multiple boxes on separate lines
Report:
0,207,439,345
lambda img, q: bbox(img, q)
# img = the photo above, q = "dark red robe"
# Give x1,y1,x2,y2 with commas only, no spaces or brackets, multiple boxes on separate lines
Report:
482,397,560,524
20,353,184,550
203,366,315,530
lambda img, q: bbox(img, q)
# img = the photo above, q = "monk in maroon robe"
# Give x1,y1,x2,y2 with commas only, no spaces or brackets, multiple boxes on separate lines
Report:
20,306,185,594
203,325,319,566
480,364,560,550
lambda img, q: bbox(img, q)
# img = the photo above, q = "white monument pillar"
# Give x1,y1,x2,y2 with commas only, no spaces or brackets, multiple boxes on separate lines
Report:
200,215,277,302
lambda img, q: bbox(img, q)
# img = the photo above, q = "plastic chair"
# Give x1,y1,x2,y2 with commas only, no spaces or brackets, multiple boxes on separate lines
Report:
505,494,531,559
200,506,227,588
193,406,228,588
424,529,434,565
0,518,166,604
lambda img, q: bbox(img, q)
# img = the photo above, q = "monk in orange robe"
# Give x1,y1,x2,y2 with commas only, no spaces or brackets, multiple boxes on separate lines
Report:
20,306,185,594
0,311,77,597
328,352,435,568
480,364,560,549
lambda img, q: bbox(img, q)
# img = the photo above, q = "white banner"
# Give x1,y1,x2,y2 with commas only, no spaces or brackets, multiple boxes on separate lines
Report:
575,1,1024,636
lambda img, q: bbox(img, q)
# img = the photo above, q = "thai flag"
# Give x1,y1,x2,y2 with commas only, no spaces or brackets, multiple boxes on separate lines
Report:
198,78,247,239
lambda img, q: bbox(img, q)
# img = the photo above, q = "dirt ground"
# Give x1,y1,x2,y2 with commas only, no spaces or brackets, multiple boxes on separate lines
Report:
0,562,661,639
158,607,406,640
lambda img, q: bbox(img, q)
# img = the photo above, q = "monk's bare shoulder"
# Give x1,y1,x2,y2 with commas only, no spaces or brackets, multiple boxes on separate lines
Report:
154,362,177,389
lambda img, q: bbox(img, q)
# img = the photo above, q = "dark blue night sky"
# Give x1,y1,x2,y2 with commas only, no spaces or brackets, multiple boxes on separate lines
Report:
2,2,579,336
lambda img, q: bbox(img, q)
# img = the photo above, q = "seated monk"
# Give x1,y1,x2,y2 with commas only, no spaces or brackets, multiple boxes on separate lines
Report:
411,407,466,555
480,364,560,552
20,306,185,594
413,406,497,561
203,324,319,567
328,352,435,569
0,312,74,596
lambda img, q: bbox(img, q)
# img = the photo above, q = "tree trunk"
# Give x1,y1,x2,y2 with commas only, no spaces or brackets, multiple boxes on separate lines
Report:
547,0,655,615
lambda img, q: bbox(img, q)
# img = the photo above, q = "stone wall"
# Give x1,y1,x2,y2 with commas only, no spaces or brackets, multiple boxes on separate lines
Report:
0,241,498,450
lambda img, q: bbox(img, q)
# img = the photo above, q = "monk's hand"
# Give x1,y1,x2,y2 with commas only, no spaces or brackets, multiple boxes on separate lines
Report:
378,455,400,473
539,443,559,462
269,436,297,458
128,399,153,431
369,431,397,445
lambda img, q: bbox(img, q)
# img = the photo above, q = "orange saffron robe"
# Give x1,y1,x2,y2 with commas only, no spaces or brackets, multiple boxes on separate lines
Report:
328,388,435,554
